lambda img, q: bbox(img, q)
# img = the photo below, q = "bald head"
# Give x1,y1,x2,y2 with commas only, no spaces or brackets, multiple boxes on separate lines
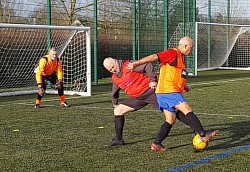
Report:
103,57,120,74
179,36,193,46
178,36,194,56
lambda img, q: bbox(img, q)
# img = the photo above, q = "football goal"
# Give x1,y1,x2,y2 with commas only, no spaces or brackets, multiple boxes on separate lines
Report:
0,22,91,97
195,22,250,73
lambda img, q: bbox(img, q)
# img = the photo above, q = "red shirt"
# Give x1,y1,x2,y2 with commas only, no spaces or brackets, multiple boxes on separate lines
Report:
112,61,151,98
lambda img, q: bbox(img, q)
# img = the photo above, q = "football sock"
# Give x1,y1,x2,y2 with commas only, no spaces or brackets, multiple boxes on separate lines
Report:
36,99,41,105
154,122,172,144
114,115,125,140
58,88,64,96
176,110,190,126
185,112,205,136
60,95,65,103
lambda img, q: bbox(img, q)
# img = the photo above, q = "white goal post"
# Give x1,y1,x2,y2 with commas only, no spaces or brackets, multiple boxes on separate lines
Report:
195,22,250,73
0,23,91,97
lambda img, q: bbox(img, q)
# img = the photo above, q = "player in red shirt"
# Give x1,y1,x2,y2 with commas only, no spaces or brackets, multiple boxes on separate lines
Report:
103,57,193,147
127,36,219,152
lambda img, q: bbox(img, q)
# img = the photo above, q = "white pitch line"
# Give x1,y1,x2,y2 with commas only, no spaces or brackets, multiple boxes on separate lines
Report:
190,77,250,86
14,102,250,118
197,112,250,118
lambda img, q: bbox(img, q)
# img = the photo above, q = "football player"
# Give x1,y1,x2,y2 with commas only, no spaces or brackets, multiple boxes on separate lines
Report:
34,47,70,108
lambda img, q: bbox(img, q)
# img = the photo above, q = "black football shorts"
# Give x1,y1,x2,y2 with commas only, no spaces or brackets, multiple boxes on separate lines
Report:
121,88,159,110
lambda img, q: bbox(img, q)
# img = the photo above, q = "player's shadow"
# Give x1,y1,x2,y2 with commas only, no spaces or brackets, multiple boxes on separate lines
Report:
205,120,250,151
122,120,250,151
123,130,195,147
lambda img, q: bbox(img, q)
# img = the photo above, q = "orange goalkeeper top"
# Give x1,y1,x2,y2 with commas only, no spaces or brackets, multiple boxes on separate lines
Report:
35,55,63,84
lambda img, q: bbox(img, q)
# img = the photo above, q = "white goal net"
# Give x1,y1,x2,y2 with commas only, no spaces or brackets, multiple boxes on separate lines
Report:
0,23,91,97
196,22,250,72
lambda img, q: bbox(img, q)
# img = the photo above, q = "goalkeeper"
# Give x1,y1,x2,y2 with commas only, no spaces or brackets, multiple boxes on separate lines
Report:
34,47,70,108
103,57,193,147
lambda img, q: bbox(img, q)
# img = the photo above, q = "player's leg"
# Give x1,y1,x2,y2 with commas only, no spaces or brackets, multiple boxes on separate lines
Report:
175,110,196,134
151,109,176,152
48,73,70,107
114,104,135,141
144,90,192,129
35,76,46,108
107,97,148,147
150,94,177,152
176,110,190,126
175,101,219,142
107,104,134,146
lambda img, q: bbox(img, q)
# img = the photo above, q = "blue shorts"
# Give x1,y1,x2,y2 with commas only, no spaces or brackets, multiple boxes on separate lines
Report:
156,92,186,113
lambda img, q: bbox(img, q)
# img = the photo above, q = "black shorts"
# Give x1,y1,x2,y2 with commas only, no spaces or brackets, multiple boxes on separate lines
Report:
121,88,159,110
42,72,57,85
35,72,57,90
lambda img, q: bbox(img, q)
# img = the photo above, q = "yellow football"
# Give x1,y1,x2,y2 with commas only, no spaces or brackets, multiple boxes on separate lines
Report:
193,134,208,151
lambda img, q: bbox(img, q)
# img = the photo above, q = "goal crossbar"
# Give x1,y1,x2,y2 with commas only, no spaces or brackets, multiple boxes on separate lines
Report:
0,23,90,31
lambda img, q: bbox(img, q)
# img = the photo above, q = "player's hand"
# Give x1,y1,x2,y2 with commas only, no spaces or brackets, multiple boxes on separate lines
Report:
149,81,157,89
184,85,192,92
38,87,44,97
127,61,140,70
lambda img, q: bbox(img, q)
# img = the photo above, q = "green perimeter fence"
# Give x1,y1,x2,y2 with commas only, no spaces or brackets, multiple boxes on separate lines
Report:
1,0,250,84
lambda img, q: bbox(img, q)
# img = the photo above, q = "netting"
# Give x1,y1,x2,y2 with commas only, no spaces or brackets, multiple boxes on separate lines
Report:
0,23,91,97
196,22,250,72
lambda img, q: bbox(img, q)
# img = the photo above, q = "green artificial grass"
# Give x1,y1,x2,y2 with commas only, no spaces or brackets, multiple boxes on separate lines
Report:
0,70,249,172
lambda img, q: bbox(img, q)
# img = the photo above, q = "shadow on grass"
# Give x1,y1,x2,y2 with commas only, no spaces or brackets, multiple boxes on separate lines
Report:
112,119,250,151
118,130,195,148
205,120,250,151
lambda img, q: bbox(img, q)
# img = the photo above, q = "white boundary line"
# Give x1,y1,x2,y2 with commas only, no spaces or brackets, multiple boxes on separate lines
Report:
9,102,250,118
189,77,250,86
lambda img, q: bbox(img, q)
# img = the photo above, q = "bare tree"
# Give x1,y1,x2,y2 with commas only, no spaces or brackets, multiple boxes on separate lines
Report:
0,0,29,23
0,1,4,22
197,0,249,24
50,0,94,25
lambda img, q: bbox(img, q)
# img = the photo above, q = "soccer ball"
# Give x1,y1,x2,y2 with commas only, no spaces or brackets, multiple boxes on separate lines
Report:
193,134,208,151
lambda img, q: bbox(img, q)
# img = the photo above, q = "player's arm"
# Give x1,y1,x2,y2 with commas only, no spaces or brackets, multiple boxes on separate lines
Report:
133,61,158,89
56,60,63,81
127,54,158,70
35,58,47,96
127,49,177,70
111,83,121,107
36,58,47,85
143,62,158,89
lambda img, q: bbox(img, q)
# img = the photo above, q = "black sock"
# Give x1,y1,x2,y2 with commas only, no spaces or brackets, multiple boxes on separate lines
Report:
185,112,205,136
176,110,190,126
154,122,172,144
114,115,125,140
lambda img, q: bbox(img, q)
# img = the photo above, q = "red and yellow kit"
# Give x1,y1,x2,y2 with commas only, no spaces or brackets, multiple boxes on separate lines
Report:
112,60,151,98
35,55,63,84
156,48,186,94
